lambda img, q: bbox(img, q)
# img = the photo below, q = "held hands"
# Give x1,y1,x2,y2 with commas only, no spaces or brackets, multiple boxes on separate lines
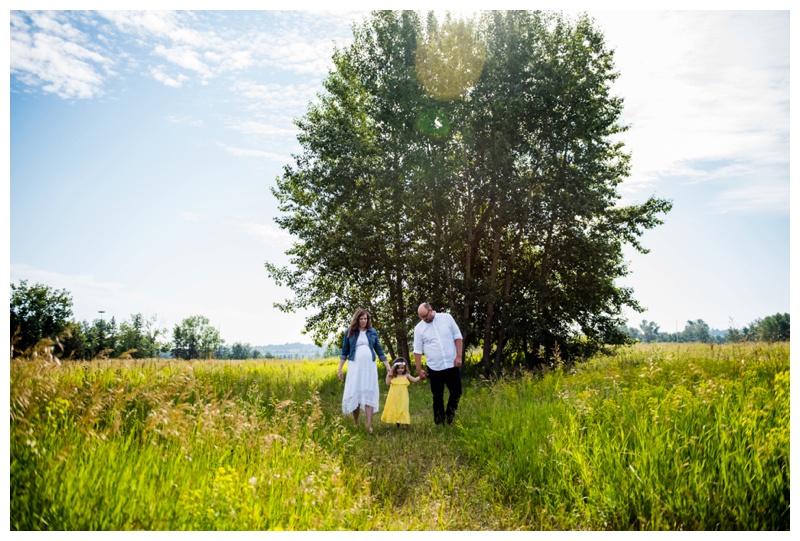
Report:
337,368,344,382
454,355,462,368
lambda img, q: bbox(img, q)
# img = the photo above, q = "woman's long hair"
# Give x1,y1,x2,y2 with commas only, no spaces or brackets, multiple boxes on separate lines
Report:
347,308,372,337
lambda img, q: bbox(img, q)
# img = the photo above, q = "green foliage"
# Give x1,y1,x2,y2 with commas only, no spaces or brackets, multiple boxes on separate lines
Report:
172,315,222,360
58,313,169,360
10,280,73,354
678,319,711,343
214,342,263,360
79,317,118,358
267,10,672,370
621,315,790,345
116,313,169,359
743,313,790,343
639,320,659,342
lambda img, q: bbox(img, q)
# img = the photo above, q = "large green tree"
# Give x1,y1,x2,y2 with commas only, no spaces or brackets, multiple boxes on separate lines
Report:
171,315,221,360
10,280,73,355
744,313,790,342
639,320,661,343
267,10,671,370
679,319,712,343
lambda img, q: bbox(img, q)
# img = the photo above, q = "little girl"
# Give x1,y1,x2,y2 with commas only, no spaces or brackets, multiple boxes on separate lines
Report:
381,358,420,427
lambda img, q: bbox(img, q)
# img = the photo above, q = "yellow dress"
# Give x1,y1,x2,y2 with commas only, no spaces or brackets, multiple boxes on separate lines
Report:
381,376,411,424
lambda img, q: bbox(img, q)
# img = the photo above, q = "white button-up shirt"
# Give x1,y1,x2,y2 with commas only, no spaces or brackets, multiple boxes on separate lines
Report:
413,312,462,371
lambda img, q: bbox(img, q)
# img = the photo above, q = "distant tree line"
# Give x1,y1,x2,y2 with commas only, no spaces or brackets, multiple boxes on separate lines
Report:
256,343,327,359
10,280,269,361
619,314,790,344
10,280,789,361
215,342,274,360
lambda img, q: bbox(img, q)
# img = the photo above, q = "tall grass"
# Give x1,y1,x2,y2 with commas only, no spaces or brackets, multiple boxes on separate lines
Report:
10,342,789,530
10,358,374,530
456,342,790,529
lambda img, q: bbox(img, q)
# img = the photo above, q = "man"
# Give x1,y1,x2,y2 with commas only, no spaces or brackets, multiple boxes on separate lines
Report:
413,302,463,425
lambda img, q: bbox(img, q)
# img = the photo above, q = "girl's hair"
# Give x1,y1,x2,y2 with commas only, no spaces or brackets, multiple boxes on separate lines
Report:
347,308,372,337
391,358,408,377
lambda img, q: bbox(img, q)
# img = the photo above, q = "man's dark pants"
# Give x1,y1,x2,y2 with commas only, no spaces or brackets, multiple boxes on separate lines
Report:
427,366,462,424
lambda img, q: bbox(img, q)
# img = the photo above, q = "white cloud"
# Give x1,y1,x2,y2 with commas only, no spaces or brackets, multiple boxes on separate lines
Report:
10,11,113,99
230,80,319,110
181,211,203,222
10,10,347,95
97,10,196,43
153,43,215,80
226,120,296,138
226,80,319,142
311,10,369,27
597,11,789,215
97,10,352,87
217,143,291,162
229,216,294,248
150,65,188,88
217,49,255,71
250,35,337,75
11,263,125,295
165,114,204,128
711,176,789,215
28,10,86,41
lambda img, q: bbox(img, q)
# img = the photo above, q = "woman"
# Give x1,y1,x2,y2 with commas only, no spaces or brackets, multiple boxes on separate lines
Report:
337,308,392,433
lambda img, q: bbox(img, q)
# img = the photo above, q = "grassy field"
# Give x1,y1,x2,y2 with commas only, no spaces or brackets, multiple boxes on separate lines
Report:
10,342,790,530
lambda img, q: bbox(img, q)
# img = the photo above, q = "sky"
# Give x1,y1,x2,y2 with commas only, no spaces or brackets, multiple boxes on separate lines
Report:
4,4,794,348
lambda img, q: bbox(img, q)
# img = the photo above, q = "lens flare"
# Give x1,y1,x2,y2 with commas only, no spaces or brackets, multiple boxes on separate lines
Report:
415,20,485,101
416,107,450,137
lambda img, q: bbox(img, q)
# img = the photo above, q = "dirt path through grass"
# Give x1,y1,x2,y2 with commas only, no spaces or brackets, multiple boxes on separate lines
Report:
320,374,518,530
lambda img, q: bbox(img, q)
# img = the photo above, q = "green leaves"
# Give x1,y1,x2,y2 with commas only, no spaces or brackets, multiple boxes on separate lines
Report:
267,10,672,367
171,315,221,360
10,279,73,354
415,16,485,100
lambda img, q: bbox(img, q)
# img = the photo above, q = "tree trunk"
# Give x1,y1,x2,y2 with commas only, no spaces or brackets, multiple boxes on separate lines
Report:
481,223,503,373
394,264,410,361
383,226,410,362
493,236,518,367
462,187,492,366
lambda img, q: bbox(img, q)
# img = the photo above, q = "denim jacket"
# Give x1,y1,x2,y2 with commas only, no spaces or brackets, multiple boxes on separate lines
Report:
340,327,387,363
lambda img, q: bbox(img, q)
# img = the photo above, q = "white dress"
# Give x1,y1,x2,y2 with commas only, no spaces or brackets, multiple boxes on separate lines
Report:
342,331,381,414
